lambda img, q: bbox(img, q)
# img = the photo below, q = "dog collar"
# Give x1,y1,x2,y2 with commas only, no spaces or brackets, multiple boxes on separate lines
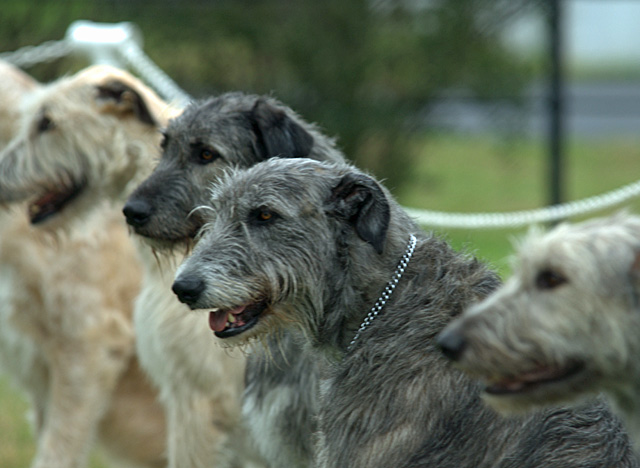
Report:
348,234,418,352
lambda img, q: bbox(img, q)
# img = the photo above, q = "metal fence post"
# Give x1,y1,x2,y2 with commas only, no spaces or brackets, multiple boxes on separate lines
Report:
549,0,564,207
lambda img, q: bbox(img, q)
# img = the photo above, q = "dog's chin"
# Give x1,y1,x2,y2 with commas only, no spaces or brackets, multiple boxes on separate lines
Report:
213,323,267,348
480,361,589,413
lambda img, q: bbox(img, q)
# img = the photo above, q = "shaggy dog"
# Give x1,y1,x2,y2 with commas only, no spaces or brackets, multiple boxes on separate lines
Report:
0,64,173,468
438,212,640,451
0,65,264,468
123,93,344,467
174,158,639,468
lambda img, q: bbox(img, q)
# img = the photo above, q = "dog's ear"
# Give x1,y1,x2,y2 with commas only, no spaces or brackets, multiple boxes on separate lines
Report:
329,172,390,254
249,98,314,160
96,79,157,126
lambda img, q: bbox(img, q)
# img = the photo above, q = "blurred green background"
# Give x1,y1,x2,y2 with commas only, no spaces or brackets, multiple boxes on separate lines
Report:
2,1,640,466
2,0,540,187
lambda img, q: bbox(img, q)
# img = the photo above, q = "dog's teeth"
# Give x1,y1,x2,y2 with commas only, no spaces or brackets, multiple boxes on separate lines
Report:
228,314,236,324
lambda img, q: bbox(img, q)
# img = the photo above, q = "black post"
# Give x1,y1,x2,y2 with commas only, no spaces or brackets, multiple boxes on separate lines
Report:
548,0,564,206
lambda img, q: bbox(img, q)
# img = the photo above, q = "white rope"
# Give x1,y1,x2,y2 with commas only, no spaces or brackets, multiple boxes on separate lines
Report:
116,41,191,107
0,40,73,68
405,178,640,229
2,21,190,107
65,20,191,107
4,20,640,230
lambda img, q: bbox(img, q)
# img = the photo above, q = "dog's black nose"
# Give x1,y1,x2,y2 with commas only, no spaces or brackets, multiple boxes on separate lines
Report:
436,328,467,362
172,277,205,305
123,199,153,228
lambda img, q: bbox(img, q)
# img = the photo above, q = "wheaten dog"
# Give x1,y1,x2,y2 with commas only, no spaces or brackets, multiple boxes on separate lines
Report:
0,65,260,468
0,65,173,230
0,61,43,453
0,64,170,468
438,212,640,449
174,158,638,468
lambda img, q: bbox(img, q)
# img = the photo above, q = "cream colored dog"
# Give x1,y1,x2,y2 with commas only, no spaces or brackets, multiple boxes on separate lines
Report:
0,64,260,468
0,63,170,468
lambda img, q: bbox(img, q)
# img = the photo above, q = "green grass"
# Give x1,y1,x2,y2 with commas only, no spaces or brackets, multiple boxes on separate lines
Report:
395,133,640,277
0,379,109,468
0,378,33,468
2,132,640,465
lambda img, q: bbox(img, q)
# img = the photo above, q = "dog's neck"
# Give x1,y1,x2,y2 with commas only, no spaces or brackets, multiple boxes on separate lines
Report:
346,234,418,353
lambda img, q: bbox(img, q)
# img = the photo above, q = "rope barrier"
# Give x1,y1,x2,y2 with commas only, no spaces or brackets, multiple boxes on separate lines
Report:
405,178,640,229
2,21,190,107
0,40,74,68
117,41,191,107
2,20,639,229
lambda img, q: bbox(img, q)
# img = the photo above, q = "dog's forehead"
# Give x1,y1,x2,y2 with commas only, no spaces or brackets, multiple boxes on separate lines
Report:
183,111,243,135
23,79,84,116
166,103,249,149
216,172,309,207
175,95,250,129
212,159,336,209
516,220,638,283
513,230,570,277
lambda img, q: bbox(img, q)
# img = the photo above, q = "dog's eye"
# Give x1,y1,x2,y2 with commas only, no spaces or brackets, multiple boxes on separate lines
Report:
535,269,567,290
195,147,221,164
249,208,279,226
37,116,54,133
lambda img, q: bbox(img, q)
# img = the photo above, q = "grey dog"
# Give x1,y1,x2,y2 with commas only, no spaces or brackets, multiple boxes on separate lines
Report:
124,92,343,467
437,212,640,450
172,157,638,468
123,91,342,246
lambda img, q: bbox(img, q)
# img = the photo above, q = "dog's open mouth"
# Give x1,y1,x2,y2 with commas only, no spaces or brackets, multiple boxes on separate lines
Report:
484,362,584,396
28,182,85,224
208,299,269,339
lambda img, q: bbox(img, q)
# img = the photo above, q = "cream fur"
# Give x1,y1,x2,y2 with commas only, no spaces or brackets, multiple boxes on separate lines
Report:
0,63,170,468
0,62,260,468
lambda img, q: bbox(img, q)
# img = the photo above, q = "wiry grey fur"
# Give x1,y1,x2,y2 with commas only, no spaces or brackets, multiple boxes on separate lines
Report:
124,91,342,247
124,92,343,468
174,158,638,468
438,212,640,451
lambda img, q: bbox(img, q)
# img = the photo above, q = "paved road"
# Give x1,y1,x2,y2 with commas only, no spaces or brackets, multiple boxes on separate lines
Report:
426,81,640,138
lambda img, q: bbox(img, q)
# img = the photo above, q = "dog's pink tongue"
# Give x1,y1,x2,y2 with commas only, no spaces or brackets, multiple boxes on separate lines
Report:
209,310,229,332
208,306,247,332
